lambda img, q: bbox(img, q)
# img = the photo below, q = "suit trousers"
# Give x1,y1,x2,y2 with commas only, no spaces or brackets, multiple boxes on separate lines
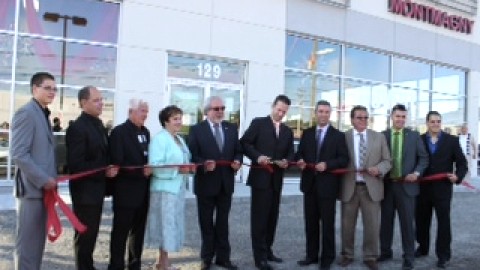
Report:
303,190,336,265
380,182,416,264
15,198,46,270
341,185,380,261
73,203,103,270
415,187,452,261
250,186,281,263
108,202,149,270
196,192,232,262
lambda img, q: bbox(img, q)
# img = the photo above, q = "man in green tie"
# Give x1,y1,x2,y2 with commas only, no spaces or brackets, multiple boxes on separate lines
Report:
378,104,429,270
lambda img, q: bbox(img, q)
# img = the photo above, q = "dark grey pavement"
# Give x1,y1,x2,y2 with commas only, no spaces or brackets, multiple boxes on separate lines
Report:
0,180,479,270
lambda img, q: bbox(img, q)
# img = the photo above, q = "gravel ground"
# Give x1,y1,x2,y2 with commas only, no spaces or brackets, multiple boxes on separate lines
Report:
1,193,480,270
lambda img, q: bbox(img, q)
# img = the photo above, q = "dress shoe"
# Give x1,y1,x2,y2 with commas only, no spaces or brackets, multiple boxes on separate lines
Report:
363,260,379,270
377,254,393,262
414,248,428,258
297,257,319,266
437,259,449,269
215,260,238,270
337,257,354,267
255,260,273,270
402,260,414,270
200,260,212,270
319,263,331,270
267,253,283,263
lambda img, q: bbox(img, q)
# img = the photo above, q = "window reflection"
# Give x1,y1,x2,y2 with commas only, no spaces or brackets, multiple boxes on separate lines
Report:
19,0,119,43
0,34,13,80
0,0,15,31
392,57,430,90
345,47,389,82
286,35,340,74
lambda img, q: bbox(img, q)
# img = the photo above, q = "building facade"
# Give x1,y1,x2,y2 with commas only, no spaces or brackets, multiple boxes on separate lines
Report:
1,0,479,181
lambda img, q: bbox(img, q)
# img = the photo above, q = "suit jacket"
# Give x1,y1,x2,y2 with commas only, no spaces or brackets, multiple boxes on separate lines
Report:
420,131,467,200
11,99,57,198
109,119,151,208
295,125,349,198
188,120,243,196
240,116,294,191
66,112,109,205
382,128,429,197
340,129,392,202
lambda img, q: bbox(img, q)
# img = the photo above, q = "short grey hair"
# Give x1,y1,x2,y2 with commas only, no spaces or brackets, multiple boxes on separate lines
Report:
203,96,224,115
129,98,148,110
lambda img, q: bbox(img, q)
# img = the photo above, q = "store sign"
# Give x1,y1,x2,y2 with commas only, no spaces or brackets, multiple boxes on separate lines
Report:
388,0,475,34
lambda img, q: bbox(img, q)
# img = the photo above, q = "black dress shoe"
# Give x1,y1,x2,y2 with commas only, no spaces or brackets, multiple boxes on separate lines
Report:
414,248,428,258
267,253,283,263
215,260,238,270
377,254,393,262
297,257,319,266
437,259,449,269
402,260,414,270
319,263,331,270
201,260,212,270
255,260,273,270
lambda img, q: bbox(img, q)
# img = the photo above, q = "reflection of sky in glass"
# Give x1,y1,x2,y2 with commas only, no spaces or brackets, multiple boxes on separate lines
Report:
392,57,430,90
0,0,15,30
434,66,465,95
19,0,119,43
345,47,389,82
0,34,13,80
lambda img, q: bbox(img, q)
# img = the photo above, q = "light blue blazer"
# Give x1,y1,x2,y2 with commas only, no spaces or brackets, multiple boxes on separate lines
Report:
148,129,191,194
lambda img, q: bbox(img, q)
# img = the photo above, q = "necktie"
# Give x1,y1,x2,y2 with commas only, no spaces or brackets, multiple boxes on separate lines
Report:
213,123,223,150
316,128,323,161
274,122,280,138
392,131,402,178
358,133,366,169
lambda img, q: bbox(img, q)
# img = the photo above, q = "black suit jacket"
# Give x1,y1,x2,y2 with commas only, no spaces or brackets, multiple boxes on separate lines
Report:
188,120,243,196
109,119,151,208
66,112,109,205
295,125,349,198
420,132,468,199
240,116,294,191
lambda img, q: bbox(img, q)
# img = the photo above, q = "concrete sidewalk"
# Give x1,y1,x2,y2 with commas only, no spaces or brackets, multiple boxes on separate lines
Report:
0,179,479,270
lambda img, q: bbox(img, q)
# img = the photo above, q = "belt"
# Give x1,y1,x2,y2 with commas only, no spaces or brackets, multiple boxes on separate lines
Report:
355,182,366,186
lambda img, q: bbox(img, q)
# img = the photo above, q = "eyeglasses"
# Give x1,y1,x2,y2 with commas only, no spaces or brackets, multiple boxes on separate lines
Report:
211,106,226,112
38,85,58,93
428,120,441,124
355,116,369,120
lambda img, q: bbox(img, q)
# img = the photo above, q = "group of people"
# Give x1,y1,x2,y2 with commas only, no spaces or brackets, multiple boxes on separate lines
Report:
11,71,468,270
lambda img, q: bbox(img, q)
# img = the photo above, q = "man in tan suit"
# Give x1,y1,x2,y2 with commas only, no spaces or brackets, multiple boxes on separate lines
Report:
338,105,391,270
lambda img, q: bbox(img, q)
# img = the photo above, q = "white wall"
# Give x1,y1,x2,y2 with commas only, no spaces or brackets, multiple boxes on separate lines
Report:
115,0,287,134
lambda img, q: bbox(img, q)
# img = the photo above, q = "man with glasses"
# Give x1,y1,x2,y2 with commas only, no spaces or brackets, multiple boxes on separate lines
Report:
378,104,428,270
337,105,391,270
11,72,58,270
295,100,349,270
415,111,467,269
241,95,294,270
188,96,243,270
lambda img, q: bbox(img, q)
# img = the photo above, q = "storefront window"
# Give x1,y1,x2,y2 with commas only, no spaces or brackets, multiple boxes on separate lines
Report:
286,35,340,74
0,0,16,31
0,34,13,80
18,0,119,43
345,46,389,82
392,57,430,90
432,65,466,125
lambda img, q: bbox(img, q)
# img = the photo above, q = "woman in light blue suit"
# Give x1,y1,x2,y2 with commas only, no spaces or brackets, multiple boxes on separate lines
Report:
144,105,192,270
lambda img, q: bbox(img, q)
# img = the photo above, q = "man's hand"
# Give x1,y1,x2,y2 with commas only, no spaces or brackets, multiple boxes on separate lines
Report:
447,173,458,184
275,159,289,169
231,160,241,171
315,162,327,172
43,178,57,190
257,155,271,165
106,165,119,178
297,159,306,170
204,160,216,172
143,166,152,177
366,166,380,177
404,173,419,182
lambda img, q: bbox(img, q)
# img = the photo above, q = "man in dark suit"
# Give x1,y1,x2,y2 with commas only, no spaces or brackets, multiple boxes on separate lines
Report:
378,104,428,270
415,111,467,269
11,72,58,270
295,100,349,270
66,86,118,270
188,96,243,270
108,99,151,270
338,105,391,270
240,95,294,270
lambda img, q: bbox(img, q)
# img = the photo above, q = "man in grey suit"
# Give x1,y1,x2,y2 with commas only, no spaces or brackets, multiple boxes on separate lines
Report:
11,72,58,270
378,104,429,270
338,106,391,270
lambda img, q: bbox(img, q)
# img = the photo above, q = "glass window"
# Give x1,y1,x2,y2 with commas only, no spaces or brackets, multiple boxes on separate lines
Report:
389,86,428,129
0,34,13,80
432,65,466,124
18,0,120,43
286,35,340,74
0,0,15,31
0,82,12,179
15,36,116,88
392,57,430,90
345,46,389,82
433,65,466,95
